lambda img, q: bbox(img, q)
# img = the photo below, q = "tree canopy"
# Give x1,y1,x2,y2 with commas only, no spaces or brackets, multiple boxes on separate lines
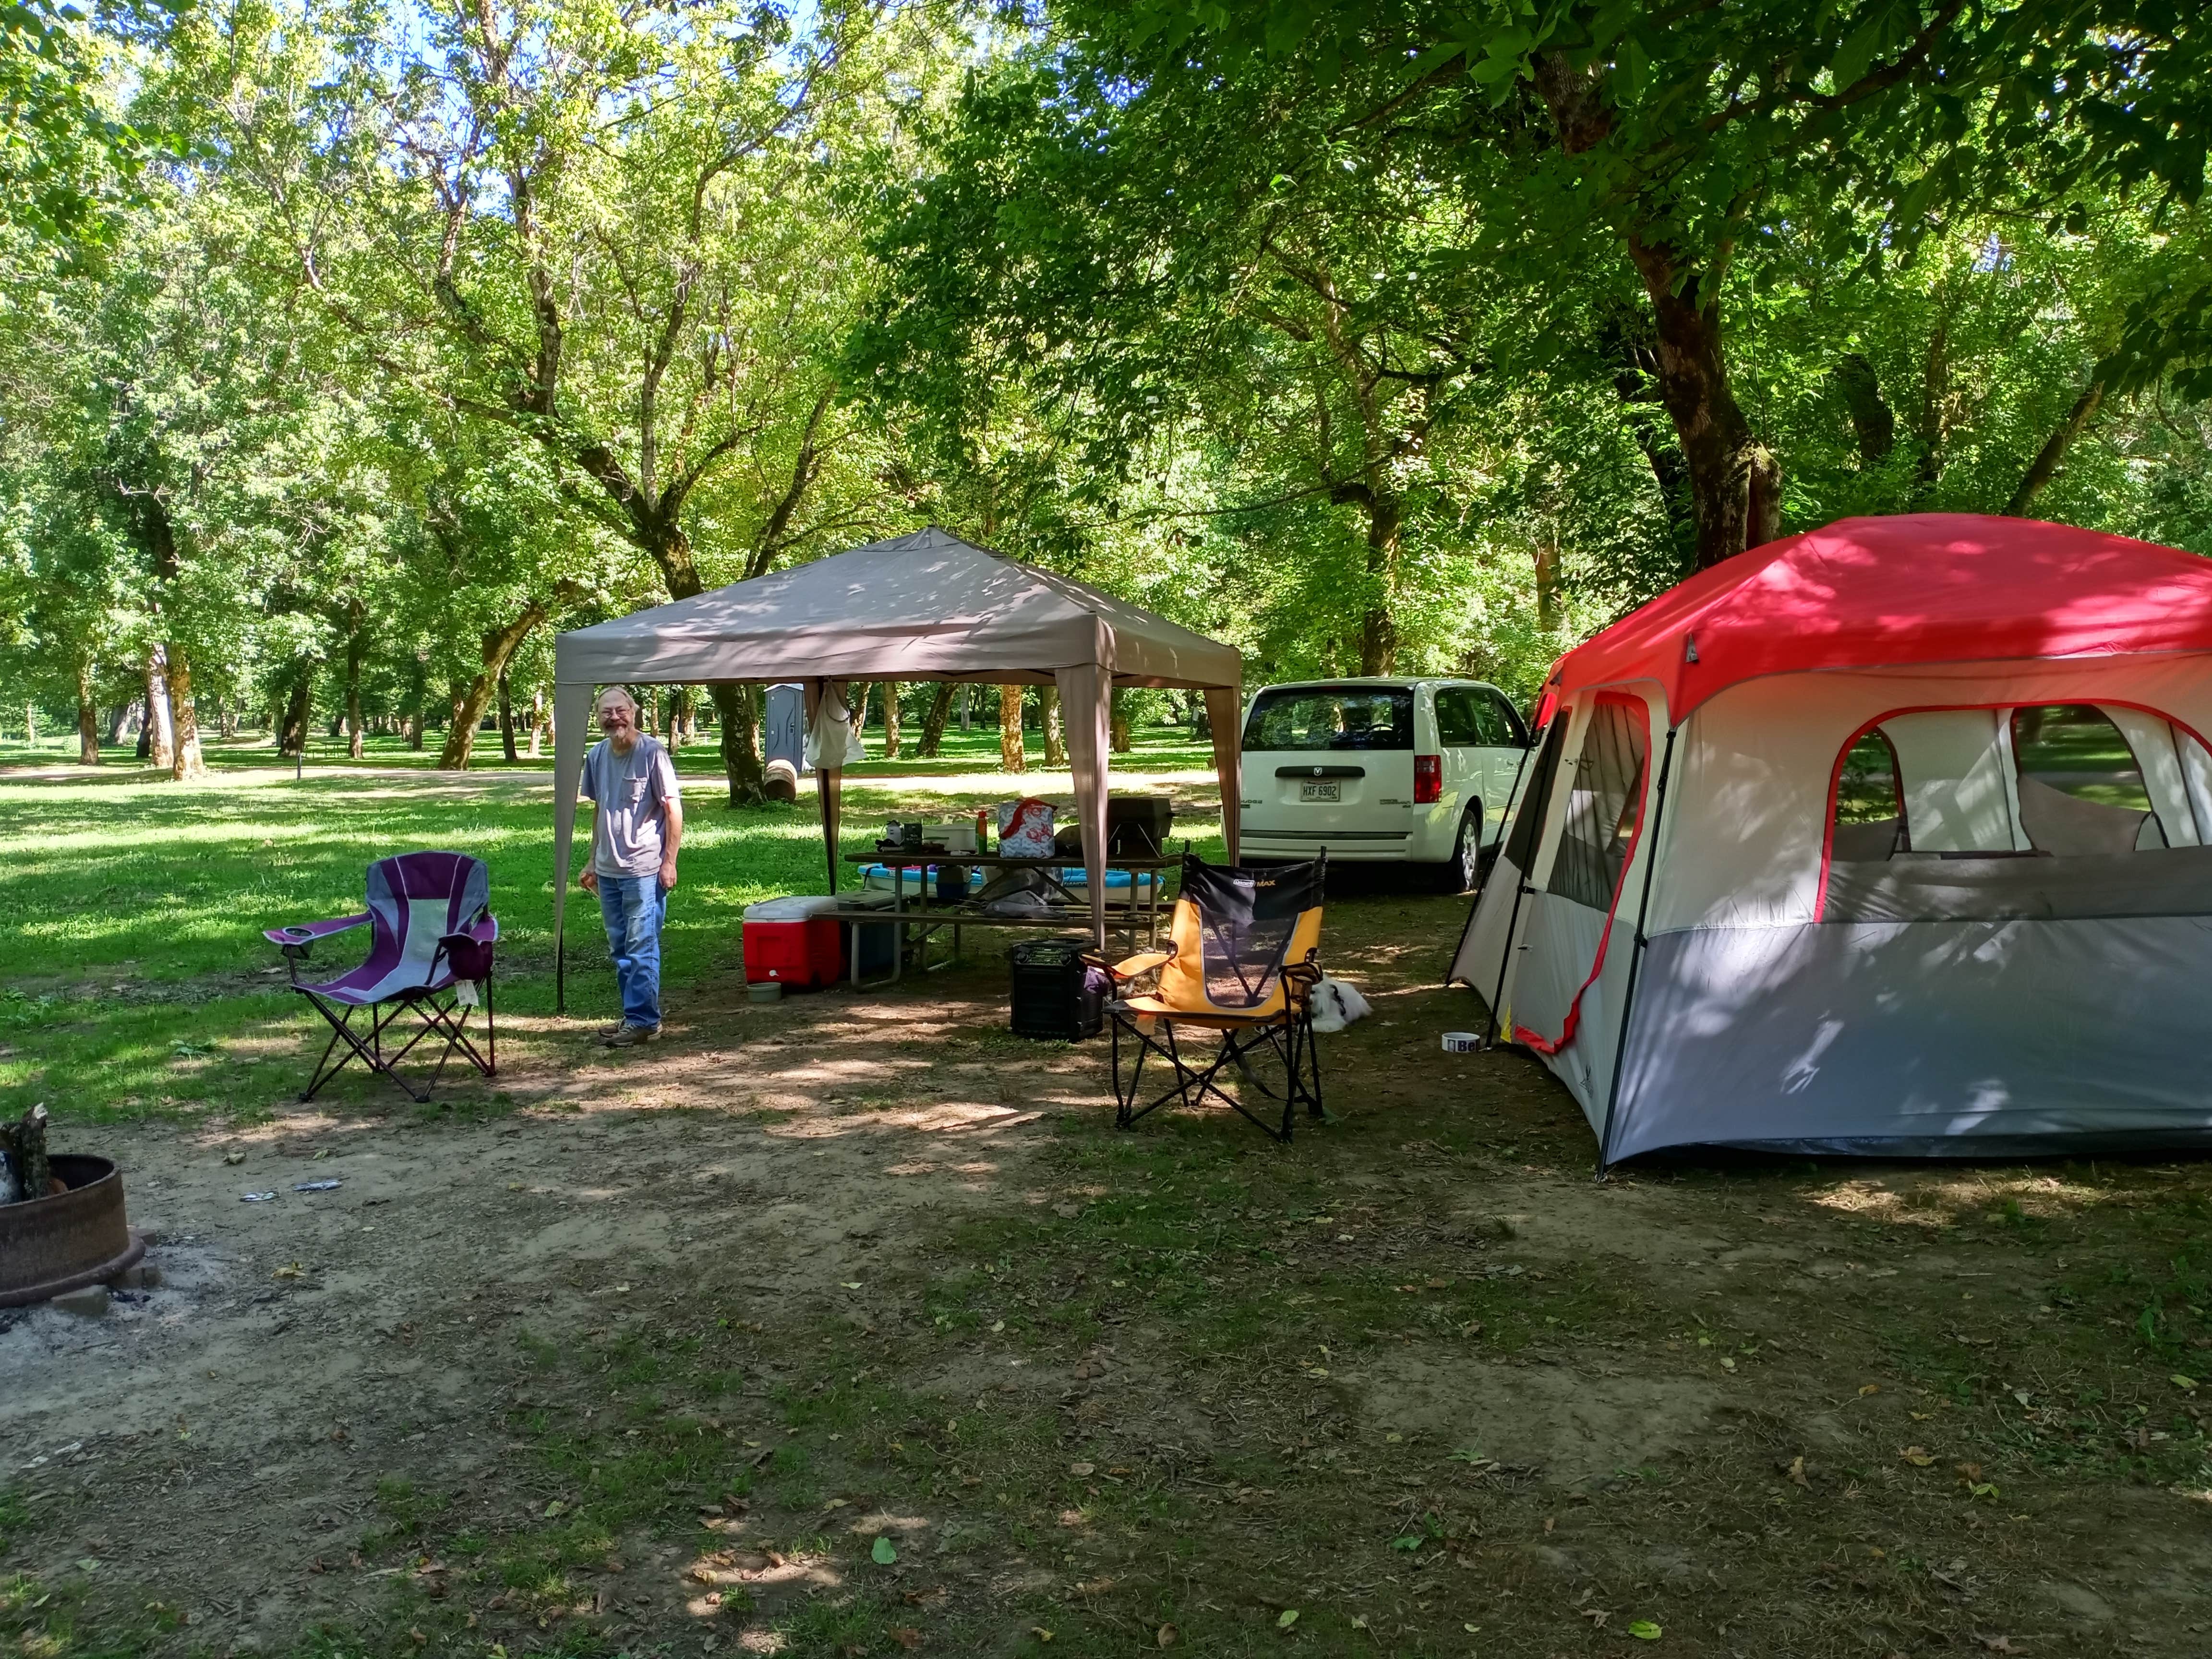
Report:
4,0,2211,778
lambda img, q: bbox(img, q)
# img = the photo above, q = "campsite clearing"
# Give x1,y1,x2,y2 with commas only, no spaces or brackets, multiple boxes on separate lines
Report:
3,761,2212,1657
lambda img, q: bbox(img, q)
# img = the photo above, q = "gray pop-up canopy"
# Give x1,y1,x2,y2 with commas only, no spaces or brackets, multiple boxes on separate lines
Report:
551,527,1245,1006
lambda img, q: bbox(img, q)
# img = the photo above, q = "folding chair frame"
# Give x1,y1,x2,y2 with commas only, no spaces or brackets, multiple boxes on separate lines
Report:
294,972,496,1105
1104,956,1323,1143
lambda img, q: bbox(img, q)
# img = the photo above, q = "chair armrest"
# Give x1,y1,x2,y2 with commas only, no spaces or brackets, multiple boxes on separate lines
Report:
264,914,371,960
1282,950,1322,998
1094,948,1172,982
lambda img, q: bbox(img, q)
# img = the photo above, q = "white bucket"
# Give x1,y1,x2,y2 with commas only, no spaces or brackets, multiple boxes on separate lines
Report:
1441,1031,1480,1053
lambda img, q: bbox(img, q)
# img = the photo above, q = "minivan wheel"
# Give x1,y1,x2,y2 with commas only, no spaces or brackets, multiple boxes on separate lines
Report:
1439,806,1481,893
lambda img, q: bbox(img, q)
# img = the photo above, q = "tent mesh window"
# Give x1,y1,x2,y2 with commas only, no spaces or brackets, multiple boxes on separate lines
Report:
1503,716,1568,872
2011,704,2165,854
1546,699,1648,910
1831,730,1908,860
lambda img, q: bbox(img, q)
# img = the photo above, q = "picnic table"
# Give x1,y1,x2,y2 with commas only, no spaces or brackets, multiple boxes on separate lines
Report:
818,849,1180,986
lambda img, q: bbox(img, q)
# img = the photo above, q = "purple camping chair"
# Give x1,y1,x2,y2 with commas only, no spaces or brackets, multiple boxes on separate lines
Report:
265,851,498,1103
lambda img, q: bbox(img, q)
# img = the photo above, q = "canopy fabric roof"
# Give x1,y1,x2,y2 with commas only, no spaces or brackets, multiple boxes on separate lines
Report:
1546,514,2212,718
553,525,1242,689
547,527,1246,1006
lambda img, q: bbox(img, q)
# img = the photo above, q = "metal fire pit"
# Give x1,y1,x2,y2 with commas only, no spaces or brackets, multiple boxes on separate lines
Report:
0,1154,145,1308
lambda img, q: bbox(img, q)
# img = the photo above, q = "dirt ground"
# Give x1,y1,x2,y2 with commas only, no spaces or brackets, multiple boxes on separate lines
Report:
5,883,2212,1658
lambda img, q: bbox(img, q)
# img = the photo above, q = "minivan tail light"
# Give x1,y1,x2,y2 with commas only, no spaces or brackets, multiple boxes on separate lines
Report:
1414,754,1443,803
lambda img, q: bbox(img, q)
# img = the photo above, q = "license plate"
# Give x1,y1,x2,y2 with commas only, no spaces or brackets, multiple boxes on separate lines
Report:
1299,781,1341,803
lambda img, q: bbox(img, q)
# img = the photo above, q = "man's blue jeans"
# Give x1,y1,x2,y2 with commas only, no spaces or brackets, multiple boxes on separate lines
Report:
597,874,667,1029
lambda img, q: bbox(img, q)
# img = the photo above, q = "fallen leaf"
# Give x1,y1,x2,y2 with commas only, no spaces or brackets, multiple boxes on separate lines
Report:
1030,1629,1054,1644
841,1281,863,1290
1581,1609,1610,1627
272,1262,302,1280
1719,1355,1737,1372
1276,1609,1299,1629
890,1629,922,1652
1462,1623,1481,1635
1629,1620,1662,1640
1068,1462,1095,1477
2172,1374,2199,1391
1787,1455,1809,1489
872,1536,898,1565
223,1151,245,1166
1858,1382,1881,1396
1156,1624,1179,1648
1899,1446,1937,1467
1977,1639,2027,1655
544,1500,567,1518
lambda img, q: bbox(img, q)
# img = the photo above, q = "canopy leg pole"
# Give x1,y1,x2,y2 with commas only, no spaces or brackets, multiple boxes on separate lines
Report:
1595,725,1677,1179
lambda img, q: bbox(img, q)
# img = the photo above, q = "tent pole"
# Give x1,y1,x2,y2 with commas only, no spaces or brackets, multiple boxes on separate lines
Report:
1595,724,1677,1179
1449,734,1536,987
556,930,565,1014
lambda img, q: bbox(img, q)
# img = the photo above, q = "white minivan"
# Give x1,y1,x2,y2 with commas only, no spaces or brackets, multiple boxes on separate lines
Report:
1238,678,1532,890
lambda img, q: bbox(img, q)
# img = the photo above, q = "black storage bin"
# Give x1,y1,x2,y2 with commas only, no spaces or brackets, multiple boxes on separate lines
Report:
1009,938,1103,1041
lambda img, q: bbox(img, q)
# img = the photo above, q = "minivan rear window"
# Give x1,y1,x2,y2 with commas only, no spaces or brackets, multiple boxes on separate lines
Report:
1244,686,1414,752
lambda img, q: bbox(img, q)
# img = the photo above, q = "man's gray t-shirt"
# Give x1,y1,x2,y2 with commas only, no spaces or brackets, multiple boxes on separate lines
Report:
581,735,682,878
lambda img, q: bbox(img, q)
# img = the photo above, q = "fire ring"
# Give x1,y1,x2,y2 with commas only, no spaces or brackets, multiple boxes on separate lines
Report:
0,1154,146,1309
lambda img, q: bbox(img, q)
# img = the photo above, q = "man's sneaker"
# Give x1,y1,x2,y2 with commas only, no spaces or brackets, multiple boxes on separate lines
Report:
593,1021,627,1040
602,1023,661,1048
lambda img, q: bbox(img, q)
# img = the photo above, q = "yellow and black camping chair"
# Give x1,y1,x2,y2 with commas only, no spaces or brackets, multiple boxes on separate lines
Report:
1086,853,1327,1142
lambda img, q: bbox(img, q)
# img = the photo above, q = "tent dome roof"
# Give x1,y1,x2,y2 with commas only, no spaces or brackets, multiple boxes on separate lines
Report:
1549,513,2212,718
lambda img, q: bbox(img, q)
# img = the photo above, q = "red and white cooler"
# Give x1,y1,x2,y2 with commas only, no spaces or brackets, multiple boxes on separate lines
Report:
742,895,846,989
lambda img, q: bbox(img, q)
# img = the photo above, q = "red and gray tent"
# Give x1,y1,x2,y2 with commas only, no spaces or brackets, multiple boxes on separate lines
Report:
1452,513,2212,1164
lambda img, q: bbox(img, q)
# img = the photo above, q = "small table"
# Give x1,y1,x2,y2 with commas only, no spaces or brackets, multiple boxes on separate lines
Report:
830,849,1179,986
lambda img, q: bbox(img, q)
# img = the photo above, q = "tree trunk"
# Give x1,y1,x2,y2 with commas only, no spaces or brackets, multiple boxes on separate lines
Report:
279,673,313,757
712,683,764,804
1915,322,1951,492
958,684,971,732
999,685,1026,771
847,682,871,747
439,600,552,770
1620,232,1779,566
75,662,100,765
2004,381,2105,517
144,647,175,770
1834,352,1897,465
1040,684,1065,767
344,600,367,759
1535,57,1778,568
165,643,207,780
406,657,426,750
1533,529,1562,639
528,688,545,758
497,669,519,762
108,701,138,745
919,684,954,757
1358,492,1404,673
881,681,901,760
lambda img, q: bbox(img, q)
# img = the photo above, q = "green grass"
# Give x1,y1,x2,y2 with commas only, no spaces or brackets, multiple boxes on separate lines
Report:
0,721,1220,779
0,736,1223,1125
